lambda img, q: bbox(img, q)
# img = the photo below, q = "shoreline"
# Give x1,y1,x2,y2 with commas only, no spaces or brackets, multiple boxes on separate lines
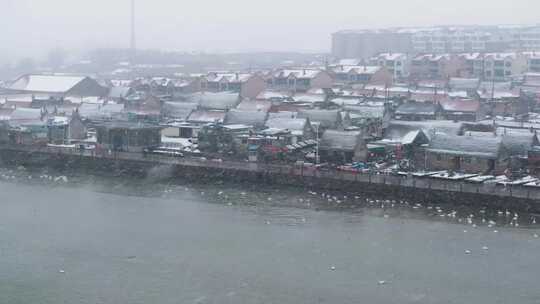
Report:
1,144,539,212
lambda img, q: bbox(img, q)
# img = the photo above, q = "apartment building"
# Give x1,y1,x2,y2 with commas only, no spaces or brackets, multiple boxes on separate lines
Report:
410,54,466,80
369,53,410,79
482,53,528,81
332,25,540,59
458,52,529,80
331,29,413,59
525,52,540,72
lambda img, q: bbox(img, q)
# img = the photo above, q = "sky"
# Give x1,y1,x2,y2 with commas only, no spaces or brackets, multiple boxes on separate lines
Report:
1,0,539,63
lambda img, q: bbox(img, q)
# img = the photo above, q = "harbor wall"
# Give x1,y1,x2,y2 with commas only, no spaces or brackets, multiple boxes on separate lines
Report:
0,145,538,212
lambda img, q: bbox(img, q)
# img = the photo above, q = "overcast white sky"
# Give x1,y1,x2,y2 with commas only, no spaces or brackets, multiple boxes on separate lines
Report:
1,0,539,62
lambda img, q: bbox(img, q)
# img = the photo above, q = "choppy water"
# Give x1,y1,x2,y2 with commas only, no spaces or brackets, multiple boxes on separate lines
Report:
1,168,540,304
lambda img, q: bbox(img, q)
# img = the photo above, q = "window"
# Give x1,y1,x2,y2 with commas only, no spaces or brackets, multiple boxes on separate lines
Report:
464,157,472,163
436,154,442,161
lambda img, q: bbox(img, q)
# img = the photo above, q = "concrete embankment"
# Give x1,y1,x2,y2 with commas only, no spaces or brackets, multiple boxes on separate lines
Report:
1,145,539,212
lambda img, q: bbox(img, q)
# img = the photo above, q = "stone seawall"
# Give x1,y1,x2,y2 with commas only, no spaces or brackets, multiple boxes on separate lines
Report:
1,145,539,212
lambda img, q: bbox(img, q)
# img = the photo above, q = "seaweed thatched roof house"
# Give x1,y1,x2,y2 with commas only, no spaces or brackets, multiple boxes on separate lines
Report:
319,130,367,164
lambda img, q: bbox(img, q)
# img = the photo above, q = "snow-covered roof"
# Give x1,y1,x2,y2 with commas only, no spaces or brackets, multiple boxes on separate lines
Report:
401,130,425,145
458,53,483,60
371,53,407,61
274,69,323,79
224,109,267,127
395,102,438,116
484,53,517,61
387,120,463,139
78,103,124,120
320,130,363,151
267,111,297,120
187,92,240,110
477,89,520,100
187,110,226,124
9,74,88,93
290,93,326,104
297,109,341,129
108,86,132,99
236,100,272,112
332,65,382,75
448,78,480,90
478,81,512,92
206,72,254,83
265,118,307,132
427,133,503,158
256,90,290,100
336,59,362,66
439,99,480,113
66,96,104,104
47,116,69,126
328,98,359,107
413,54,451,62
163,102,198,120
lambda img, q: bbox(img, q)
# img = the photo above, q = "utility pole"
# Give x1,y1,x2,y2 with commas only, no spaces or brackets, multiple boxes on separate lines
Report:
315,125,319,164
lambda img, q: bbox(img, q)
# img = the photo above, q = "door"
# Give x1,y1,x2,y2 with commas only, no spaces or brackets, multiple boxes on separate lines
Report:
452,157,461,171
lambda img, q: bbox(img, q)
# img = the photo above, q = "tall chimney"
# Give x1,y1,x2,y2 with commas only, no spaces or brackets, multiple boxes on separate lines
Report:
130,0,136,64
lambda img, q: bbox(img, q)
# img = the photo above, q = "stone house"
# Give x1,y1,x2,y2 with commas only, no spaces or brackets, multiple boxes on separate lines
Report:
297,109,347,131
319,130,368,164
264,117,314,144
343,103,390,138
418,133,508,174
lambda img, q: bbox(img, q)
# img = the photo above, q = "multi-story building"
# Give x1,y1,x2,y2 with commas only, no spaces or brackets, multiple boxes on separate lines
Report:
525,52,540,72
330,65,393,87
267,69,333,92
200,72,266,99
458,52,529,81
410,54,467,80
411,29,504,54
510,26,540,50
369,53,410,79
332,25,540,59
458,53,485,78
331,29,413,59
482,53,528,81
